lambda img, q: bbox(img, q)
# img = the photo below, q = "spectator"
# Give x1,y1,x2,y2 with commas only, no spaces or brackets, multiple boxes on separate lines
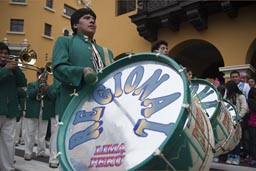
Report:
224,80,248,165
151,40,168,55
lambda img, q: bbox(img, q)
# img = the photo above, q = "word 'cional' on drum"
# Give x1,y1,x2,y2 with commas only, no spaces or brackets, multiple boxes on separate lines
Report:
57,53,214,171
190,79,236,156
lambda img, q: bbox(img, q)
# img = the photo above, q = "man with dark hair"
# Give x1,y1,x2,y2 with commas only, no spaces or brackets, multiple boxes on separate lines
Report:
151,40,169,55
230,70,250,99
230,70,250,163
52,7,114,117
0,42,27,171
51,8,114,168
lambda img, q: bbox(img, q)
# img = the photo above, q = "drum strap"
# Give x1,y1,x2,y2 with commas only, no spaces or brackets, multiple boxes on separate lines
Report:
103,47,111,66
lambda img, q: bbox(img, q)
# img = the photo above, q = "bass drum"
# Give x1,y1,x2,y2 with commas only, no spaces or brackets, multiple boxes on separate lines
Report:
190,79,234,156
57,53,214,171
222,99,242,152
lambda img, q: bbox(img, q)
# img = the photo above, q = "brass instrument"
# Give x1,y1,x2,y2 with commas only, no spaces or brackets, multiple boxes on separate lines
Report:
8,47,38,71
36,62,52,101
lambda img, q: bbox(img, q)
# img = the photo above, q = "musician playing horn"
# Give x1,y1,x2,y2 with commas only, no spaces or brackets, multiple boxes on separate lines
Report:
0,42,27,171
23,68,56,161
51,8,114,168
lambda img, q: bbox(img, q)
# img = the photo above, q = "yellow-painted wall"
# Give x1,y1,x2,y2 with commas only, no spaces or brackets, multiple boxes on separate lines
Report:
0,0,82,83
1,0,256,82
158,5,256,66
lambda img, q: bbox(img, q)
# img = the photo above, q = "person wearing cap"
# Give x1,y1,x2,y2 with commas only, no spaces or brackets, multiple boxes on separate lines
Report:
51,8,114,168
151,40,169,55
0,42,27,171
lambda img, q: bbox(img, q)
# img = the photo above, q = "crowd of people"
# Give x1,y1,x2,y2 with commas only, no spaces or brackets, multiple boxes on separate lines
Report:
0,7,256,171
151,39,256,167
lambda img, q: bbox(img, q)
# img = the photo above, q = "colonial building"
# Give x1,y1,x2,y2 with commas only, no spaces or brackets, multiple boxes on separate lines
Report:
0,0,85,82
1,0,256,82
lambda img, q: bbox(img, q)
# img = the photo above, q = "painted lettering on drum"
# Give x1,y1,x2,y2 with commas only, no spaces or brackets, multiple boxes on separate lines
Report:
89,143,126,168
73,107,104,125
221,111,232,134
132,69,169,101
133,119,175,137
191,83,219,115
94,143,125,155
89,154,125,168
93,66,170,105
192,107,206,152
113,72,123,98
93,85,113,105
141,92,181,118
124,65,144,94
69,121,103,150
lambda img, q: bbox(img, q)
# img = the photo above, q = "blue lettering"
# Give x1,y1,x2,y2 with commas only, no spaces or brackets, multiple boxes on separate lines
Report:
73,107,105,125
69,121,103,150
124,66,144,94
133,69,169,101
134,119,174,136
93,85,113,105
141,93,181,118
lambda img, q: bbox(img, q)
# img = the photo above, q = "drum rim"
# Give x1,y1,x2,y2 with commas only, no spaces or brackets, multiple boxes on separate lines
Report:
57,52,191,170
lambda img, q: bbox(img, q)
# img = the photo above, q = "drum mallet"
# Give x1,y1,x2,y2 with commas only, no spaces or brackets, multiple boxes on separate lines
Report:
84,71,98,85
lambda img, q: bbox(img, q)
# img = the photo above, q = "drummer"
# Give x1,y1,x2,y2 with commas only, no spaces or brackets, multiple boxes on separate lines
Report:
52,7,114,121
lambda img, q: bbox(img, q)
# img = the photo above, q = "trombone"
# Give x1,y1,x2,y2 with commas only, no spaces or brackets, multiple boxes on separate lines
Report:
7,47,52,74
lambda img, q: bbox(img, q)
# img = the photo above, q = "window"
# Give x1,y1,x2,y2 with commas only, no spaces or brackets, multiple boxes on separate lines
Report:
64,30,69,36
64,4,76,17
12,0,26,2
46,0,53,8
44,23,52,36
10,50,21,56
10,19,24,32
117,0,136,16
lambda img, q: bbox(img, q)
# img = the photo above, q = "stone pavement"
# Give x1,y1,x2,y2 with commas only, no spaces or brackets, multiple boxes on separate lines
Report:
13,143,256,171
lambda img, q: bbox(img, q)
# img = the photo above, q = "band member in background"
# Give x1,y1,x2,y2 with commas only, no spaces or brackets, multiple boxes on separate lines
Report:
151,40,169,55
24,68,56,161
15,86,27,146
0,42,27,171
52,7,114,121
48,79,61,168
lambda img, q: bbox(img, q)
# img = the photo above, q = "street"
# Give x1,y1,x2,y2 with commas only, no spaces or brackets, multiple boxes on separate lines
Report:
13,144,256,171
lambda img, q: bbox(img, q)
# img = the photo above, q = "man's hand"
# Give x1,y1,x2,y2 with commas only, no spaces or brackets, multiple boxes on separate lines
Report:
83,67,97,85
5,60,17,70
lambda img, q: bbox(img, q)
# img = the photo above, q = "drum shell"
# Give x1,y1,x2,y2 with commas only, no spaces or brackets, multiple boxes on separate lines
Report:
190,79,235,156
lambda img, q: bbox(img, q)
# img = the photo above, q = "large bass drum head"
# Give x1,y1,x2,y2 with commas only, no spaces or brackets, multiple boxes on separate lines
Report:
57,53,190,171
